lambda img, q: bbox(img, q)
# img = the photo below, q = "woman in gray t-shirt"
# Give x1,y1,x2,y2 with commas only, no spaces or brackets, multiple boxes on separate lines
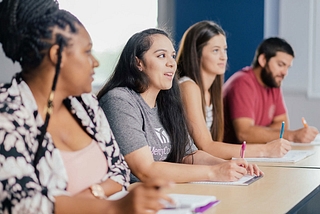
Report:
97,28,263,184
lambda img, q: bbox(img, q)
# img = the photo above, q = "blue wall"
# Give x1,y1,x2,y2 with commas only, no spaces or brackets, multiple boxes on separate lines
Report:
173,0,264,80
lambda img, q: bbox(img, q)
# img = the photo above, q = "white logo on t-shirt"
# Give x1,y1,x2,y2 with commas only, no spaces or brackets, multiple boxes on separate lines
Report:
154,127,169,144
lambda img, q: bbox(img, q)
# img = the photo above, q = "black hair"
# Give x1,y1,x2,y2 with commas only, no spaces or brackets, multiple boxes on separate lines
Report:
97,28,190,163
252,37,295,68
0,0,82,168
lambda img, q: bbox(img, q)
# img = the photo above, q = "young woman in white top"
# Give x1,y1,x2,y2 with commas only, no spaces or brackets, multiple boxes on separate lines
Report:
177,20,291,159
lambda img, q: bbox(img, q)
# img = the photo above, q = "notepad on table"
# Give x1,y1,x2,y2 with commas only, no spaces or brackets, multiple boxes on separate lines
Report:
158,194,220,214
190,174,262,186
291,134,320,146
243,150,315,163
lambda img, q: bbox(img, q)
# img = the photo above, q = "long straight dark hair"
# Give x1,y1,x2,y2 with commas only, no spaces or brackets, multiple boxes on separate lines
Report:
177,20,225,142
97,28,190,163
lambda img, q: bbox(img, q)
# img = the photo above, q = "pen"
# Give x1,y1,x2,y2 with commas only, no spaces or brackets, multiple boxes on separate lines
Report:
280,121,285,138
240,141,246,158
302,117,308,128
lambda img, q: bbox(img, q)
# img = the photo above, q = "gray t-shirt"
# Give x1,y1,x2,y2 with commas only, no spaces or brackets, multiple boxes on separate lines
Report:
99,87,196,182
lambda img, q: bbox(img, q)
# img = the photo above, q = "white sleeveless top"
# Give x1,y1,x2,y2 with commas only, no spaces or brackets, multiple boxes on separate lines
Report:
179,76,213,130
60,140,108,195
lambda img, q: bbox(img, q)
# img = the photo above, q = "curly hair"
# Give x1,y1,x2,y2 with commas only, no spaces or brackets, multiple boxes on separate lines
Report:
0,0,84,168
0,0,81,71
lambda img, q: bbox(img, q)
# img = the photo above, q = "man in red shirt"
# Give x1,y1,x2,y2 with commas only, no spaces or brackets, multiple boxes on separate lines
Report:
223,37,318,144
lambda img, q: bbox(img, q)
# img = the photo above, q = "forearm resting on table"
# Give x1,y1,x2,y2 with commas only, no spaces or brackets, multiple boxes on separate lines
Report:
130,161,213,183
74,179,122,199
183,150,225,165
236,125,283,144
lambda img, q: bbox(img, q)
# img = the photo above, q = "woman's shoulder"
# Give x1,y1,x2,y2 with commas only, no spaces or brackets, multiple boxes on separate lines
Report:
178,76,195,84
100,87,135,101
179,77,200,93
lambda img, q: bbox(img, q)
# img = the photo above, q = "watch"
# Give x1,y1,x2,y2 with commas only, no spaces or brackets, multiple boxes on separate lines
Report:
90,184,107,199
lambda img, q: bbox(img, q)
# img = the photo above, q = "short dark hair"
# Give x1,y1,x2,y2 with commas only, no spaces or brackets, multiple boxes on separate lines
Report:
252,37,295,68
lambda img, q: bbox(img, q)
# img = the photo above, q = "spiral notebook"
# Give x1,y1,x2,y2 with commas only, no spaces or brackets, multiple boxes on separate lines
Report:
190,174,262,186
158,194,220,214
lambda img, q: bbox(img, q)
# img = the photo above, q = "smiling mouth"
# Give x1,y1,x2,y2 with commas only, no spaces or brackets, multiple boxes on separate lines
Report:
164,72,174,77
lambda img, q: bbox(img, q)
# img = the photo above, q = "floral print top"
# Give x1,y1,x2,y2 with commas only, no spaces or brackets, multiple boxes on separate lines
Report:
0,73,130,214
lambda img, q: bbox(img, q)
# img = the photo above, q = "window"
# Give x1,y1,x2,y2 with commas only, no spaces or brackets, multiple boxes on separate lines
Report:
59,0,158,92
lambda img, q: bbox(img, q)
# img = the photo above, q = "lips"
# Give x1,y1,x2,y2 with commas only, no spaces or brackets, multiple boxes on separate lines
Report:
164,72,174,78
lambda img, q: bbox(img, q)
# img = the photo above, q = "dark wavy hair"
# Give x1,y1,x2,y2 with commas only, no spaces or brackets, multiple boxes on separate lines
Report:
0,0,82,167
97,28,190,163
177,20,225,142
252,37,295,68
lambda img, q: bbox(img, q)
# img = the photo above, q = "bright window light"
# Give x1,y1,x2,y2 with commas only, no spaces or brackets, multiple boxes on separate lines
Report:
59,0,158,91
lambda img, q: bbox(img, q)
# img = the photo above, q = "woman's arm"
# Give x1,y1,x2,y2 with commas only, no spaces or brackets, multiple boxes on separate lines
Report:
179,81,291,159
124,146,258,183
56,179,173,214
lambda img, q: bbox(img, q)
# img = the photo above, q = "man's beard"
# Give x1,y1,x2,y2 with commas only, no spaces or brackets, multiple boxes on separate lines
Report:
260,64,281,88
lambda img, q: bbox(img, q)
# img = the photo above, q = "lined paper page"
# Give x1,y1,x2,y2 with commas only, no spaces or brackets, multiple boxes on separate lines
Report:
243,150,315,163
190,175,262,186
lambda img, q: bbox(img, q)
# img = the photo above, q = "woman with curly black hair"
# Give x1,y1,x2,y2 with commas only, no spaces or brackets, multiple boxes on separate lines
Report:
0,0,172,213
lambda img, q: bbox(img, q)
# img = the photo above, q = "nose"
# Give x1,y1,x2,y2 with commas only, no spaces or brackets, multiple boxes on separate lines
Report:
92,55,99,68
166,57,176,68
220,51,228,60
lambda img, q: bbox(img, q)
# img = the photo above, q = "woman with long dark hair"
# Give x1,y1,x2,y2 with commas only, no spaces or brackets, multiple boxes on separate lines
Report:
177,20,291,159
97,28,262,184
0,0,172,213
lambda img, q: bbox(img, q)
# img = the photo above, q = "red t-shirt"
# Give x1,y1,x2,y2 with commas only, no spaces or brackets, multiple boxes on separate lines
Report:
223,66,287,143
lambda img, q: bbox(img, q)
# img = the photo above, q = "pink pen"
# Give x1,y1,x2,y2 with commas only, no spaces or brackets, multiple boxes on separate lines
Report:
240,141,246,158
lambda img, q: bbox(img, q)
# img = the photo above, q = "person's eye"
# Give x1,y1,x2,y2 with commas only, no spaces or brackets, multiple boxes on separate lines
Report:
224,48,228,53
158,54,165,58
172,54,176,59
213,49,219,53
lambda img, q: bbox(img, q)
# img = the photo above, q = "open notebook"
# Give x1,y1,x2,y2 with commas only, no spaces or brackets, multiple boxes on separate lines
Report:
190,174,262,186
158,194,220,214
242,150,315,163
291,134,320,146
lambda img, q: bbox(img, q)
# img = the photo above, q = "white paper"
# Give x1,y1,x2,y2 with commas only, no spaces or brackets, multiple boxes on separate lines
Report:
244,150,315,163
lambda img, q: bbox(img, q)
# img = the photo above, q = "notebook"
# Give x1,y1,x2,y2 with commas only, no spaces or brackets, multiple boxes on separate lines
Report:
158,194,220,214
190,174,262,186
291,134,320,146
243,150,315,163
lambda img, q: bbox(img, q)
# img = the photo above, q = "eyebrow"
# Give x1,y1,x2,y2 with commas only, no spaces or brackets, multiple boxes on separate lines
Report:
153,49,176,54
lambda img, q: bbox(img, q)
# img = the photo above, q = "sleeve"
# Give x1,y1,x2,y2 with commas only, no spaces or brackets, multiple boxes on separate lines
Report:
225,76,256,120
99,90,149,157
0,115,54,214
274,88,287,117
79,93,131,189
95,107,131,189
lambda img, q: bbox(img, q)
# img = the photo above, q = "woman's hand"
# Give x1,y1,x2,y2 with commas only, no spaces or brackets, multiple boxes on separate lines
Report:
115,179,174,214
265,138,291,157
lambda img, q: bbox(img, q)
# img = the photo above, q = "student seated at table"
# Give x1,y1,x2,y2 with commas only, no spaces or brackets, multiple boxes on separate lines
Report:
223,37,319,144
97,28,263,184
177,20,291,159
0,0,172,213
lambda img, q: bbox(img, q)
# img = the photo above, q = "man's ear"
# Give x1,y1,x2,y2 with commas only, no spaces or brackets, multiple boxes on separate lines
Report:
135,56,143,71
258,54,267,67
48,44,66,67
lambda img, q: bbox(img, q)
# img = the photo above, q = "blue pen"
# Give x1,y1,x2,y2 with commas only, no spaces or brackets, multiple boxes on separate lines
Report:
280,121,285,138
